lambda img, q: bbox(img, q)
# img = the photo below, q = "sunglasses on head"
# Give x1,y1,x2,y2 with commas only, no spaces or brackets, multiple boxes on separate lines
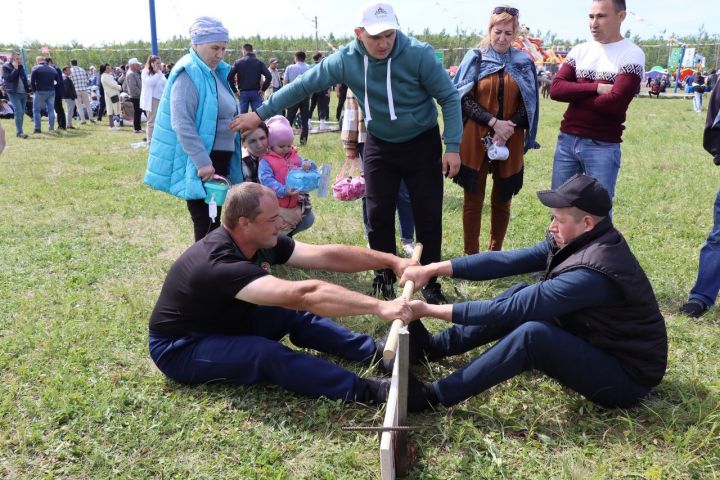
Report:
493,6,519,16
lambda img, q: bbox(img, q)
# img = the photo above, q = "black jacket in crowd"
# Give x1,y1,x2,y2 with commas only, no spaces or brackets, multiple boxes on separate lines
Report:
227,53,272,93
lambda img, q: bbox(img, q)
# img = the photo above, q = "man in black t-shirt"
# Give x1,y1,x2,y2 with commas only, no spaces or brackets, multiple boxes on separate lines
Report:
149,182,422,407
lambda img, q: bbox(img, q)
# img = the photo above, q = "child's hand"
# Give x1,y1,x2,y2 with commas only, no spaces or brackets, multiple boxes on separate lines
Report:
302,160,311,171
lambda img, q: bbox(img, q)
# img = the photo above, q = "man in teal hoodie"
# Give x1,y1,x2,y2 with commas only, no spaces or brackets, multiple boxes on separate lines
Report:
231,2,463,304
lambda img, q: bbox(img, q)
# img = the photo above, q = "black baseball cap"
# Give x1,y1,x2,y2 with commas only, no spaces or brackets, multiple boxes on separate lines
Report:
536,174,612,216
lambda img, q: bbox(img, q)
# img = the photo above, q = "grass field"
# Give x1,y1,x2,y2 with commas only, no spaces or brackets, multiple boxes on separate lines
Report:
1,94,718,479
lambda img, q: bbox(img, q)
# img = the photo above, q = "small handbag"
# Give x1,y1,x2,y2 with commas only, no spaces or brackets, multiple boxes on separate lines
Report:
110,94,120,103
332,158,365,201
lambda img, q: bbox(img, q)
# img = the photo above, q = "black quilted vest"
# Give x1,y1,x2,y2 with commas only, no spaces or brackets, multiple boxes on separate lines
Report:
544,219,667,388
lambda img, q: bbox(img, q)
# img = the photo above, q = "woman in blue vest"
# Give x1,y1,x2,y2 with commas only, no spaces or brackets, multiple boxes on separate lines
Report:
144,17,244,241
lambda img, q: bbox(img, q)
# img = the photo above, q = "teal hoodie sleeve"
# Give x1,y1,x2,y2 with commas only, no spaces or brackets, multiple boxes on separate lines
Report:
417,46,462,153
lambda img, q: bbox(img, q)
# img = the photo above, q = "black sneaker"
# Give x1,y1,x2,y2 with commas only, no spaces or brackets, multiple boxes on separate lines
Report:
363,376,390,405
679,299,709,318
372,274,396,300
407,373,439,412
421,283,447,305
33,129,42,134
17,133,28,139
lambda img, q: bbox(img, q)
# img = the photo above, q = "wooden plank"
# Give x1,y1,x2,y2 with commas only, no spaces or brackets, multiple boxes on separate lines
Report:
380,329,409,480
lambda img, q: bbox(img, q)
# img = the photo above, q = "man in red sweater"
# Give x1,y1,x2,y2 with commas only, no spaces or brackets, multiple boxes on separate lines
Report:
549,0,644,201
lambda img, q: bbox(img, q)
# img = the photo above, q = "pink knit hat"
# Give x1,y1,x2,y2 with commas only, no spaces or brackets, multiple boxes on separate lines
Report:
266,115,294,147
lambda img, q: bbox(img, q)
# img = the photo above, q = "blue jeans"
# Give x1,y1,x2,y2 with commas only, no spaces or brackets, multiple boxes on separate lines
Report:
429,284,650,408
552,131,622,200
239,90,263,114
7,92,27,135
33,90,56,131
149,306,376,401
689,189,720,306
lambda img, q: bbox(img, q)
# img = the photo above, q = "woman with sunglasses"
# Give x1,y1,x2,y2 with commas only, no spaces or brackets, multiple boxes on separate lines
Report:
453,5,539,254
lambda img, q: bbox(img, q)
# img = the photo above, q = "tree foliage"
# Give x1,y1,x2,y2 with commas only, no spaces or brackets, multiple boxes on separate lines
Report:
1,30,718,70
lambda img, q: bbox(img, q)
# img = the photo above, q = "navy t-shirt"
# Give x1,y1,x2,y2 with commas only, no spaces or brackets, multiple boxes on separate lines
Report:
149,227,295,336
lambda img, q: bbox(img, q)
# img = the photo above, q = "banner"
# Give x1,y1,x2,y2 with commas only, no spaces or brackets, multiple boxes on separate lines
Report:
667,47,682,69
681,47,696,68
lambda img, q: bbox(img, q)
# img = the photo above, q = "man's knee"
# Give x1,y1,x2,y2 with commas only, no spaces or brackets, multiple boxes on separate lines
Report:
513,321,556,358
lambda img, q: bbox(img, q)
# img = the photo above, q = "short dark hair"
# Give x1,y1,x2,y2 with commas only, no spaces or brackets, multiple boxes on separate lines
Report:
222,183,274,228
295,51,306,62
595,0,626,12
243,43,253,52
70,59,78,66
312,51,323,62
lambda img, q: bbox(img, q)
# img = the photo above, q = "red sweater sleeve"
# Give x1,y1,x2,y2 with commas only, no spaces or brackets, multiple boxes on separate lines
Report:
549,61,598,102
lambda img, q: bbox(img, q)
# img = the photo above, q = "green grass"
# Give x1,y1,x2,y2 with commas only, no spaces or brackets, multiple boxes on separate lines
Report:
1,96,718,479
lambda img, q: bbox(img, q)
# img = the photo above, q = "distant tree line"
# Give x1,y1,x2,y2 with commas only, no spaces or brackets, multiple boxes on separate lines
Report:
2,29,718,71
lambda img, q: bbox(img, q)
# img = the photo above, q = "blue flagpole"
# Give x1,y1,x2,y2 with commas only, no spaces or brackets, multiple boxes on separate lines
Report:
149,0,159,56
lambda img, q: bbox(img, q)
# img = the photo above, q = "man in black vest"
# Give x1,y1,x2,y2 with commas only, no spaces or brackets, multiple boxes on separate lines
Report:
395,174,668,410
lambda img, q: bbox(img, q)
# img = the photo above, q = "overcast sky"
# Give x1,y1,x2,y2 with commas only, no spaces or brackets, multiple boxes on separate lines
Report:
2,0,718,47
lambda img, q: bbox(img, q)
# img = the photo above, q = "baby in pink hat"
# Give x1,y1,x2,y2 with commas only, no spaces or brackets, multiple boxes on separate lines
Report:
258,115,317,235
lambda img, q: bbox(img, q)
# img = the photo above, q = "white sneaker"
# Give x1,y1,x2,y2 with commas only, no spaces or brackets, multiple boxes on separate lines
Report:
401,240,415,257
110,126,119,131
319,120,329,131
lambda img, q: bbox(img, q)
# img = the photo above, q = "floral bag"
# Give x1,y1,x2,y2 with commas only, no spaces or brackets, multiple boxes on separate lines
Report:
332,157,365,201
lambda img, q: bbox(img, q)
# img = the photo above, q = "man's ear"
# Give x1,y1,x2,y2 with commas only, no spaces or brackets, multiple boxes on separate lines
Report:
616,10,627,23
583,215,597,232
353,27,363,39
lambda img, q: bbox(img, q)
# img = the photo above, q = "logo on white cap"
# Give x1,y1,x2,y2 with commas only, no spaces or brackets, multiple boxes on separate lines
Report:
359,2,400,35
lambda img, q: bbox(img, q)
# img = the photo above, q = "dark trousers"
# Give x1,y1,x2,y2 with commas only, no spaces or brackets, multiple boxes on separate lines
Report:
286,97,309,143
186,150,231,242
336,91,346,121
54,94,66,129
309,90,330,121
130,97,142,131
429,284,650,408
364,125,443,280
149,306,376,401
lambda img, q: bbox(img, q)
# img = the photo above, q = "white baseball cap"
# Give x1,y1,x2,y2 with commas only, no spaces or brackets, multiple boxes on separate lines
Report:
358,2,400,35
128,57,141,66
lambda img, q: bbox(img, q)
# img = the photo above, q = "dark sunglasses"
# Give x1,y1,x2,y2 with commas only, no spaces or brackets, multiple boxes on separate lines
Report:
493,6,519,16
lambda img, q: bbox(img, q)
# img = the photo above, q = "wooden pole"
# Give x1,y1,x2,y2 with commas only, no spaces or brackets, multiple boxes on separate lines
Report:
383,243,423,361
